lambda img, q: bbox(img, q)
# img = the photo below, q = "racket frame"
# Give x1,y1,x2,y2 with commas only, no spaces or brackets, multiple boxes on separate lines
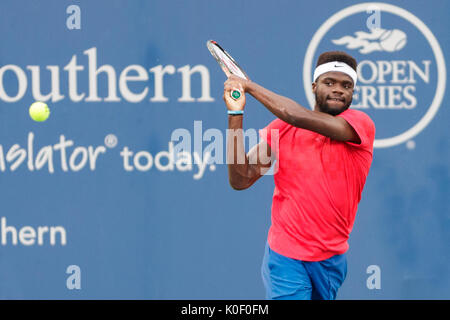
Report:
207,40,248,100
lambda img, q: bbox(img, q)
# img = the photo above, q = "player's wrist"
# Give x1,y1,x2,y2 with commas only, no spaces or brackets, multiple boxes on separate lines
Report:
244,80,255,94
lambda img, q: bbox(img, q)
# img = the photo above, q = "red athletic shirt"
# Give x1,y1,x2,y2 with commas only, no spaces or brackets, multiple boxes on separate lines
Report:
259,108,375,261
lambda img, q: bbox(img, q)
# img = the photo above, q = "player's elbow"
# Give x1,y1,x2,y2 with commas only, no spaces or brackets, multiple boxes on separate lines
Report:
228,176,251,191
230,184,250,191
228,164,259,190
229,179,250,191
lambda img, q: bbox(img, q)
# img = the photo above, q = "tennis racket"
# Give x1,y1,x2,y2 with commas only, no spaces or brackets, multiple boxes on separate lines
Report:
206,40,248,100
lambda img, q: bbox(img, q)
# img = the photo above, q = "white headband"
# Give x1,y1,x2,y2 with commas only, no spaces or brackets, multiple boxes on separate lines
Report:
313,61,357,85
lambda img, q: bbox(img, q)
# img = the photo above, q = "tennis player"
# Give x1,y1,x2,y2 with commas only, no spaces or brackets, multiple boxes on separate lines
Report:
224,51,375,300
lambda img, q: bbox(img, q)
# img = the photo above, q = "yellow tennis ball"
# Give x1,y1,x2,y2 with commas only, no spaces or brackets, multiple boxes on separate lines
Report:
29,102,50,122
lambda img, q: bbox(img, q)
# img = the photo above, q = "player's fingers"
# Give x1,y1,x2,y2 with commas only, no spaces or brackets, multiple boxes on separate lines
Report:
223,92,234,105
224,79,236,87
224,76,244,86
224,82,244,92
228,75,249,87
228,74,242,82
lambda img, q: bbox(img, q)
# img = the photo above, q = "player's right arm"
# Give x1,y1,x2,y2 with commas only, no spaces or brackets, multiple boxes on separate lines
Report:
224,79,275,190
227,116,274,190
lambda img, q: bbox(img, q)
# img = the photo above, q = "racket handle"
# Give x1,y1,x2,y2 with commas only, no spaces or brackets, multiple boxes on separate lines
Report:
230,90,242,100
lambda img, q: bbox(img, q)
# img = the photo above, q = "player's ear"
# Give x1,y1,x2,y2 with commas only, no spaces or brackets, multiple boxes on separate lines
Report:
312,82,316,93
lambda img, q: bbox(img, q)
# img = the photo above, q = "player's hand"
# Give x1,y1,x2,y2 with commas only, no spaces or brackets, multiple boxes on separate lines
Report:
223,75,249,111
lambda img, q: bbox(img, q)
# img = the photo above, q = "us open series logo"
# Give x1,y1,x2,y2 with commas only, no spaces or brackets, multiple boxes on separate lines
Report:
303,2,446,148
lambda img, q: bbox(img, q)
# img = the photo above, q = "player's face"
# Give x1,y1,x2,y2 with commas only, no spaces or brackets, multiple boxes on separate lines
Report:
312,71,354,116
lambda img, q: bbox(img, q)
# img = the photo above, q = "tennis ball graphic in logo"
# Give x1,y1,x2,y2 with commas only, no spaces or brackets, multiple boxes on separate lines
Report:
29,101,50,122
379,29,407,52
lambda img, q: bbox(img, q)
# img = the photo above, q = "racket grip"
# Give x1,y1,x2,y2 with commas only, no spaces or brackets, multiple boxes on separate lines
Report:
230,90,242,100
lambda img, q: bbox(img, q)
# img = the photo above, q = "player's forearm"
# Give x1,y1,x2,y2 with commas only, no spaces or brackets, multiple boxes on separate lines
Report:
226,115,253,190
246,81,311,128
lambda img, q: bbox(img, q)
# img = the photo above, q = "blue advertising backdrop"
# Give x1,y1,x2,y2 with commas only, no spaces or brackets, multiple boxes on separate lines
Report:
0,0,448,299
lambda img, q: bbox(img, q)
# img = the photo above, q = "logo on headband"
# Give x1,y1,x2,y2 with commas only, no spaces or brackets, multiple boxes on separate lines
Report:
303,2,446,148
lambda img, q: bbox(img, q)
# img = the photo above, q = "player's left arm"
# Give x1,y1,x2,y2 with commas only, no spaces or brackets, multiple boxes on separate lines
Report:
225,75,361,144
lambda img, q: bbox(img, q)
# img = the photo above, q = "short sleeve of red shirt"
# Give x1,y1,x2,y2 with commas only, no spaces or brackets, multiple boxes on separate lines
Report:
337,109,376,152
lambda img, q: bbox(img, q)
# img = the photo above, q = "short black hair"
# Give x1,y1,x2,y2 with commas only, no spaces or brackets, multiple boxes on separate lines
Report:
316,51,357,71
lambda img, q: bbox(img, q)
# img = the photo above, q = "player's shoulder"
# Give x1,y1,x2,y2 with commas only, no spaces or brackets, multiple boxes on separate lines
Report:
341,108,370,119
340,108,375,128
266,117,292,130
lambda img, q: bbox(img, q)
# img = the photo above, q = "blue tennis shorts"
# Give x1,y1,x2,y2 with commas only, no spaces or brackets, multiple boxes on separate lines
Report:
261,242,347,300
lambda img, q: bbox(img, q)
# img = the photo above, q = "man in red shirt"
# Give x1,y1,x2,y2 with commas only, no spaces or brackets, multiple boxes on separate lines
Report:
224,51,375,300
